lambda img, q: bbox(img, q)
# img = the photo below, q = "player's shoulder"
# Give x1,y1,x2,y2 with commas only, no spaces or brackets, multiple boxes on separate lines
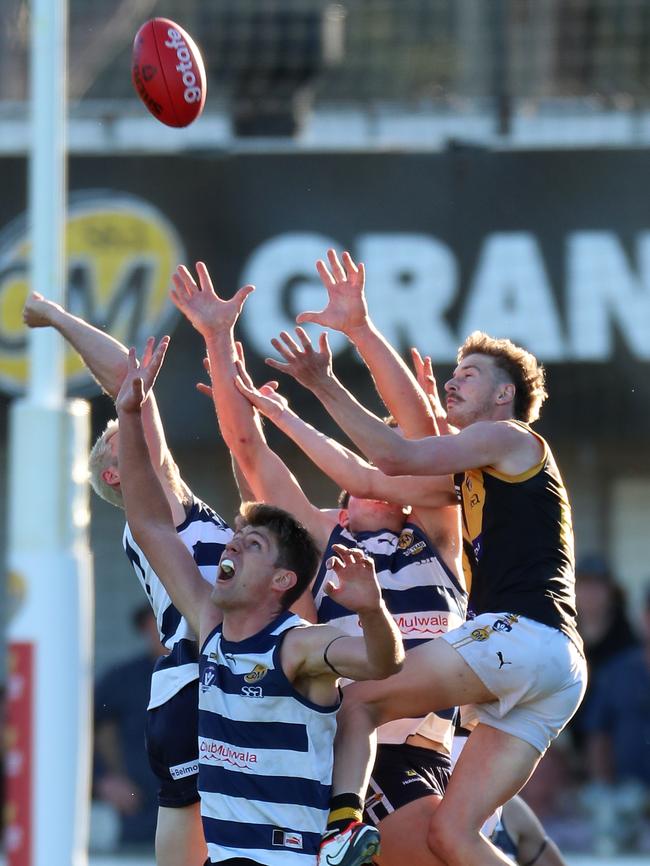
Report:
177,496,231,533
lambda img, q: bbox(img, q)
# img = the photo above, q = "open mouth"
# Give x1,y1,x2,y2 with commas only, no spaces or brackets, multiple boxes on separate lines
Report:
218,558,236,581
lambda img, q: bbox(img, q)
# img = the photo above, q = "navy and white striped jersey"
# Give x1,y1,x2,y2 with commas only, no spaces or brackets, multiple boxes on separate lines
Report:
123,497,232,710
198,612,339,866
314,523,467,751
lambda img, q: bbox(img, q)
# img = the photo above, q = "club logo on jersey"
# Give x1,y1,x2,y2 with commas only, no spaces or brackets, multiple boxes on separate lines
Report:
200,662,218,692
397,529,427,557
0,190,183,395
470,627,491,642
244,664,268,683
397,529,414,549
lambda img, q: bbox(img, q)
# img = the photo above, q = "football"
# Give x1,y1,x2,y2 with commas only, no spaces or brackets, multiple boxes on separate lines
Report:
132,17,207,128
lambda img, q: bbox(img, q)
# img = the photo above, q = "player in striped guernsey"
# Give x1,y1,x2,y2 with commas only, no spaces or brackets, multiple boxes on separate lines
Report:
269,252,587,866
169,260,467,866
114,336,404,866
23,293,233,866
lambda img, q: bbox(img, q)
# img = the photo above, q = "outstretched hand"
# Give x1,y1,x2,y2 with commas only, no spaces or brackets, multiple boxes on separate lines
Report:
266,327,334,391
170,261,254,338
297,249,368,334
198,348,280,406
323,544,382,614
234,357,290,424
115,336,169,415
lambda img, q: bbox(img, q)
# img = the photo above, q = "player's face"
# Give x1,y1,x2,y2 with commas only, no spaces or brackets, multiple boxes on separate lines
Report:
211,524,283,609
444,354,503,428
344,495,406,534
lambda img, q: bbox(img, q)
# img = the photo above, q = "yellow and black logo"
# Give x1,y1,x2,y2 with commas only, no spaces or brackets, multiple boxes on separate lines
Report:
398,530,414,550
0,190,184,395
244,664,268,683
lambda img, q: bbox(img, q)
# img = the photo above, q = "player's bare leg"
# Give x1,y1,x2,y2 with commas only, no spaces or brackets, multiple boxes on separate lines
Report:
332,637,496,798
427,725,541,866
155,803,207,866
374,795,445,866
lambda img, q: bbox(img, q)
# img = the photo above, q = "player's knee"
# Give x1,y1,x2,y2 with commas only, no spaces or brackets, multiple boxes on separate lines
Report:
340,683,383,727
427,812,456,865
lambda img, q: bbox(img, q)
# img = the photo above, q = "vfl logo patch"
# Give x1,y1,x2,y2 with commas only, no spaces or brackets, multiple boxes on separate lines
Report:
200,663,217,692
244,664,268,683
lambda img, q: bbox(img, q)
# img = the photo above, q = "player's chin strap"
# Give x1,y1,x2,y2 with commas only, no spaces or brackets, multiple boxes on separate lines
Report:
323,635,347,676
522,838,548,866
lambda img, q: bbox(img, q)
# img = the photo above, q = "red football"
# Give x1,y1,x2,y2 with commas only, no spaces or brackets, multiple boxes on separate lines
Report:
132,18,207,128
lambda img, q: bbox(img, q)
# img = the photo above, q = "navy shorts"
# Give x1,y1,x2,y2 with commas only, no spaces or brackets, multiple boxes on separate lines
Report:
363,743,451,826
146,679,200,808
205,860,264,865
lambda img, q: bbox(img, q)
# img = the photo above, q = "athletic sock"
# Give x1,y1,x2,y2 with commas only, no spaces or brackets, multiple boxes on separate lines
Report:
325,793,364,834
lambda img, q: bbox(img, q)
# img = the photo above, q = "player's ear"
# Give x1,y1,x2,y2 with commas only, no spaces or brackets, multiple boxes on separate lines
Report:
274,570,297,592
338,509,349,528
101,466,120,487
496,383,515,405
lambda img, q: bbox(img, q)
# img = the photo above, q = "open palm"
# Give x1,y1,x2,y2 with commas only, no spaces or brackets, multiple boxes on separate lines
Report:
170,261,254,337
297,249,368,334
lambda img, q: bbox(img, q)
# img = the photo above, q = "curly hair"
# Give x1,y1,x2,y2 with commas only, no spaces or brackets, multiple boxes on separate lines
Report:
458,331,547,423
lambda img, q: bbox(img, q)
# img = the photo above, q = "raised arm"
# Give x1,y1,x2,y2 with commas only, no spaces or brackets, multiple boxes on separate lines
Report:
260,328,529,477
23,291,189,522
115,339,213,638
24,291,130,397
287,545,404,683
234,359,456,510
297,249,436,438
170,263,336,551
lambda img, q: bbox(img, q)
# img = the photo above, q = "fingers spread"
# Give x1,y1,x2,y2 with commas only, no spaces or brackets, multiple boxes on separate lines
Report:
316,259,335,288
195,261,215,294
327,248,346,281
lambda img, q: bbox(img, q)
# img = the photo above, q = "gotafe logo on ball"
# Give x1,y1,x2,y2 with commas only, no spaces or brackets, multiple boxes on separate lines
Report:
165,27,202,104
0,190,184,396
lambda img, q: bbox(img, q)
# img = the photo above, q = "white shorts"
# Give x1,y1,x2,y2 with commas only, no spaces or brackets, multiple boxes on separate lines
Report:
442,612,587,755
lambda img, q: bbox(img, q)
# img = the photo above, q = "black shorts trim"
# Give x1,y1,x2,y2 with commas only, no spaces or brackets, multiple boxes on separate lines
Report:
364,742,451,826
146,679,200,808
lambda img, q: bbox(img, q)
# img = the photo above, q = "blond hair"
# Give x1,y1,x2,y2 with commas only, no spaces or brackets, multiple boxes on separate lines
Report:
458,331,547,423
88,419,124,508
